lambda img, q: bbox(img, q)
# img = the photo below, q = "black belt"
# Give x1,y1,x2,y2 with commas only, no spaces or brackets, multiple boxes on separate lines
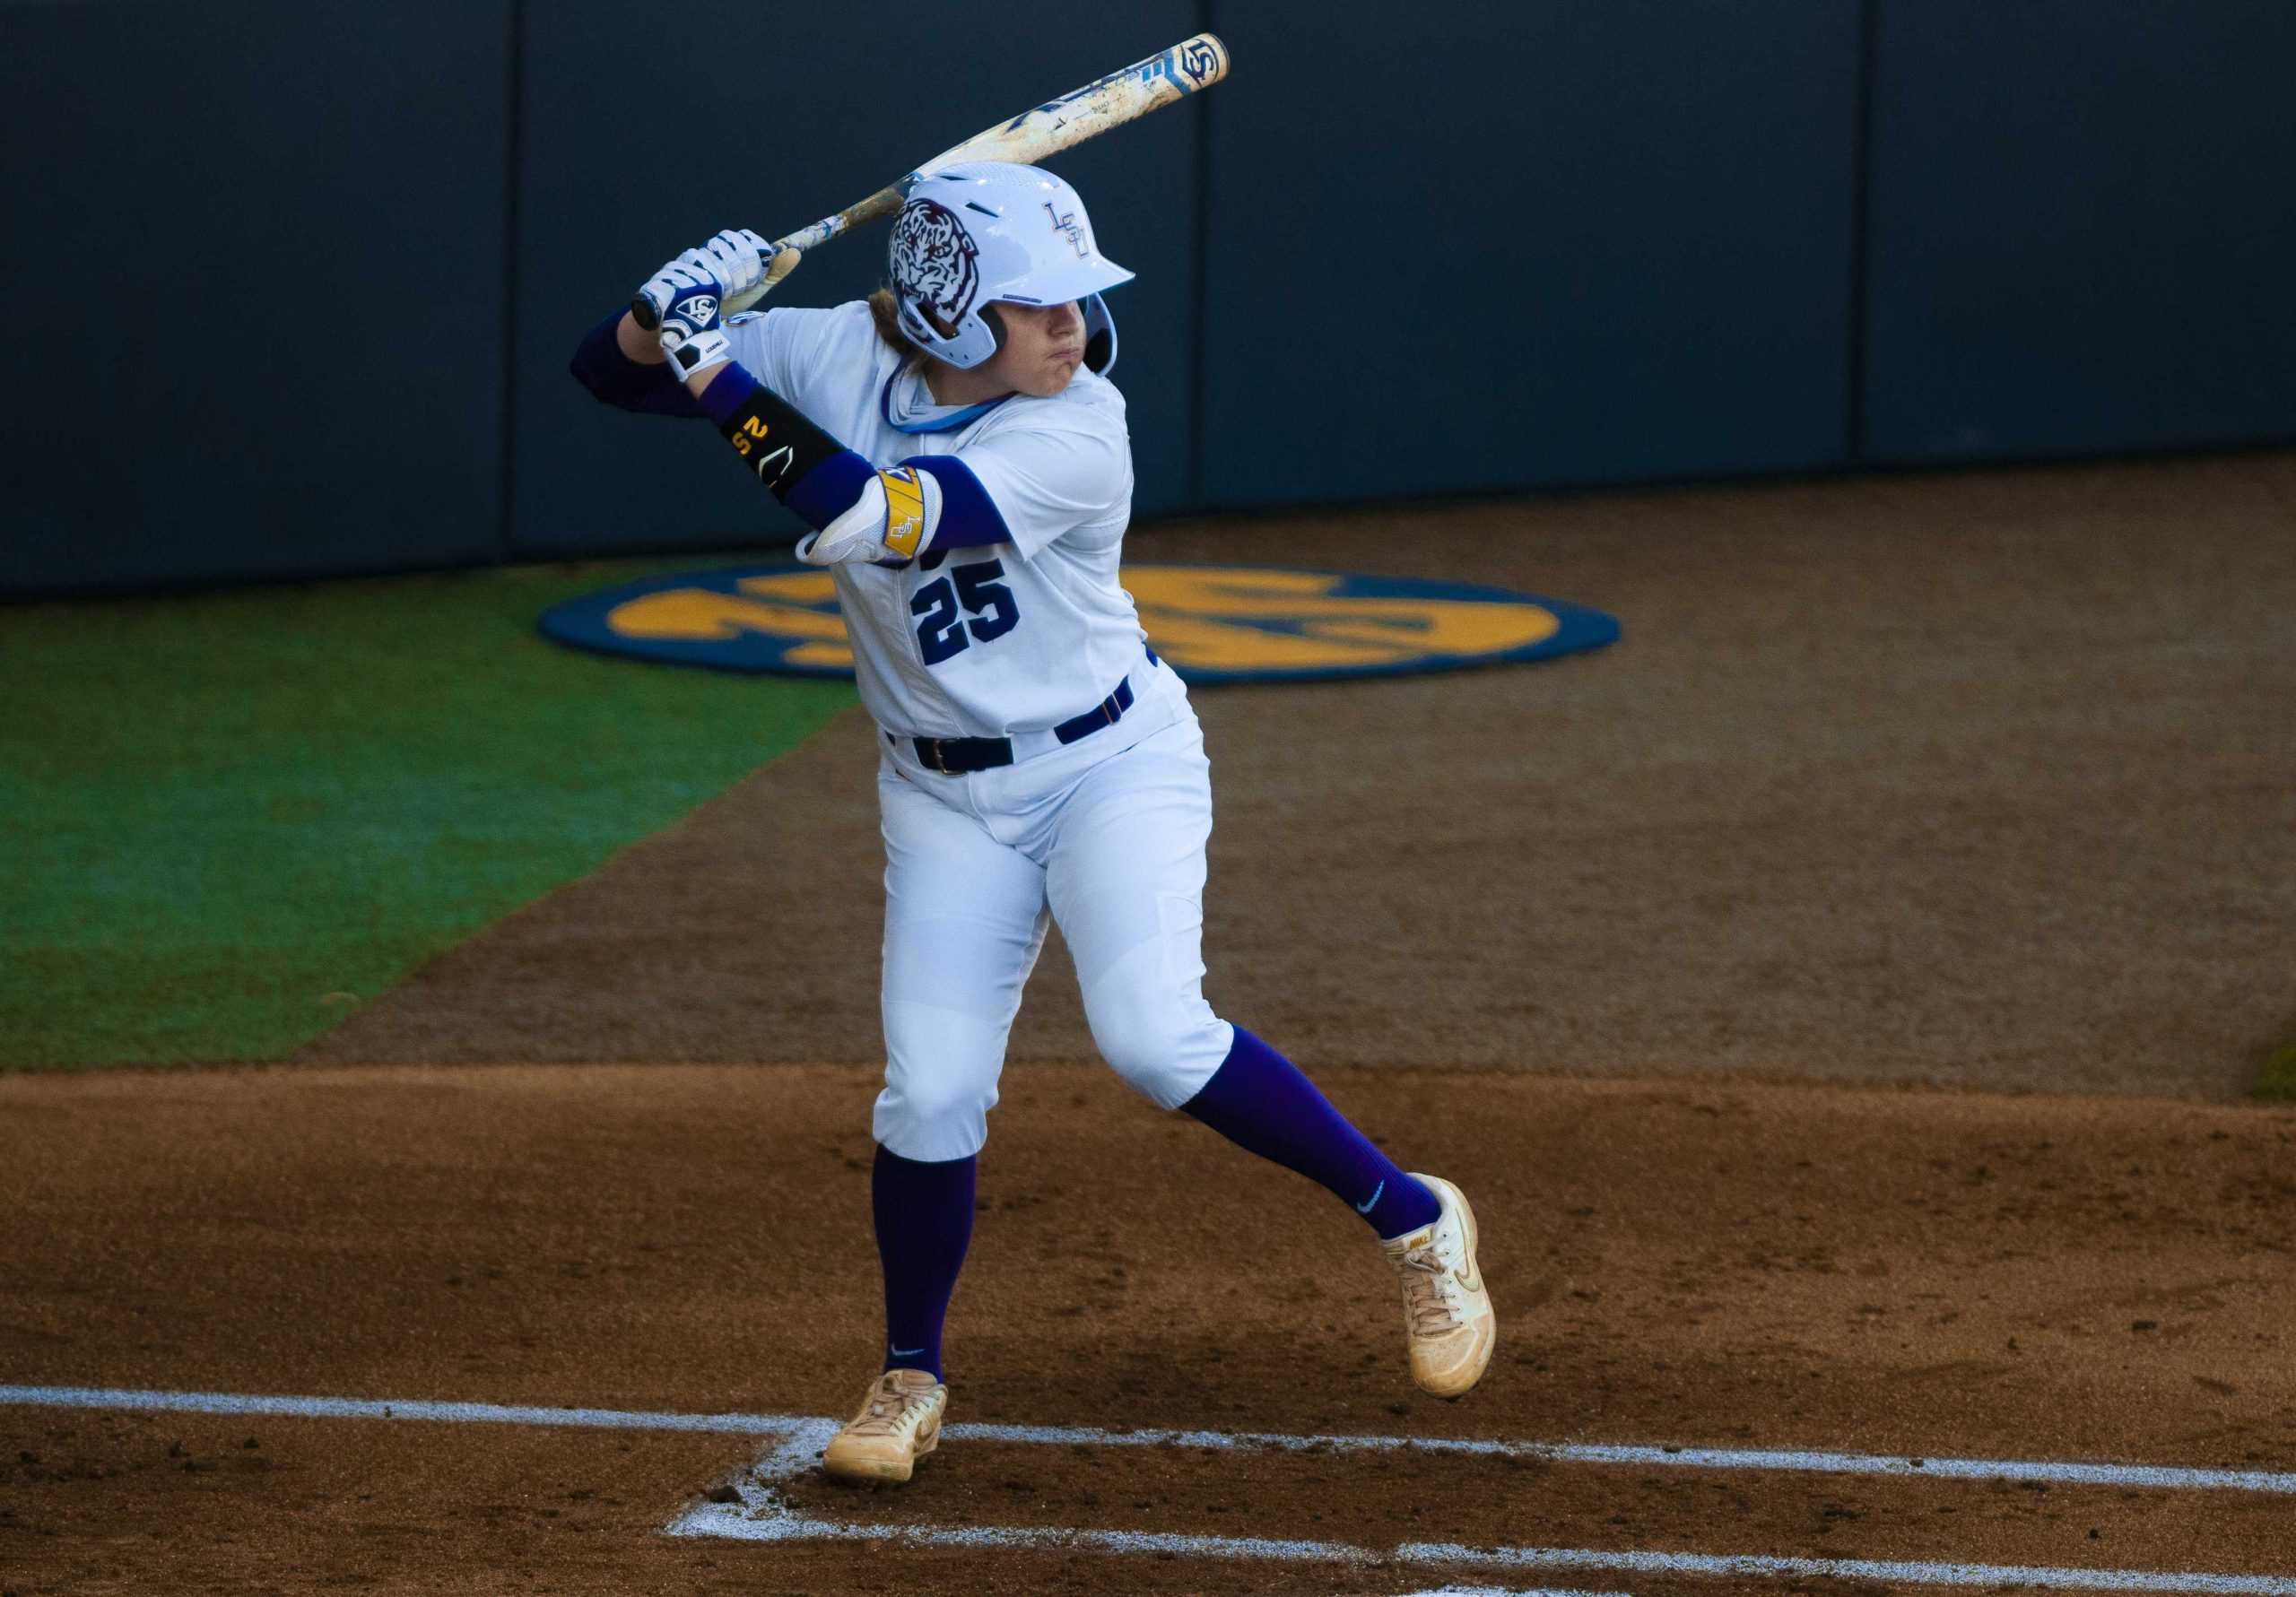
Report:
899,673,1141,776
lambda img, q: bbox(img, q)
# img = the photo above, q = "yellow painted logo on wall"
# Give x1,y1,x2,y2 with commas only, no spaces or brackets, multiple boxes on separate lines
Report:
540,564,1618,685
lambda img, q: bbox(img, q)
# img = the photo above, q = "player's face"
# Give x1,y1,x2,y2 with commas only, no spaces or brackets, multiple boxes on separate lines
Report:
983,300,1086,397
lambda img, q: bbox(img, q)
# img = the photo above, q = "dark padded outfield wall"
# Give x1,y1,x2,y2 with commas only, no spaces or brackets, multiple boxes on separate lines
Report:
0,1,510,595
1863,2,2296,462
1195,0,1861,505
13,3,2296,598
509,3,1201,557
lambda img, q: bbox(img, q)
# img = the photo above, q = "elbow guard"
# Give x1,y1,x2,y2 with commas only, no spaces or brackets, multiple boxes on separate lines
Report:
795,466,942,567
695,368,1016,566
790,456,1015,568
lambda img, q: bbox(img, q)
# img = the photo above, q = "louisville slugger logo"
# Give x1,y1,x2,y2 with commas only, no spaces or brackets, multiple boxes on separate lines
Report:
878,467,926,557
998,37,1222,132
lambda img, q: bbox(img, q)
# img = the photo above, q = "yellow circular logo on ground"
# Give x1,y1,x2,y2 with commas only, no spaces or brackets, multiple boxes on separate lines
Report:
541,564,1618,684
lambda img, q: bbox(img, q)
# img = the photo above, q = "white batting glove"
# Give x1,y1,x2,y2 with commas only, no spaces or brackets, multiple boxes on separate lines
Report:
637,251,711,330
639,251,732,380
635,230,770,326
696,228,771,300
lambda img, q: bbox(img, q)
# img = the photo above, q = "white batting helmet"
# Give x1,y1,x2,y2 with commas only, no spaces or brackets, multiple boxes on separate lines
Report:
889,161,1134,372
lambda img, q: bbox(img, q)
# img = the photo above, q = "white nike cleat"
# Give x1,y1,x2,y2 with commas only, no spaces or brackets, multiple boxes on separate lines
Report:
1380,1173,1496,1398
822,1367,947,1484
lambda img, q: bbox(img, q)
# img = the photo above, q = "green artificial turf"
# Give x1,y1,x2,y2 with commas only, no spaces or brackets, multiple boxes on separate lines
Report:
0,560,852,1069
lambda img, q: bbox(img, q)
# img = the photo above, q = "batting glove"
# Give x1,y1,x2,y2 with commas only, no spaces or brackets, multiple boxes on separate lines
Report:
639,248,734,380
696,228,771,300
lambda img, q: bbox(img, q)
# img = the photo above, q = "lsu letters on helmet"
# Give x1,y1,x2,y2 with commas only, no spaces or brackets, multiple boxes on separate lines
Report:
890,161,1134,373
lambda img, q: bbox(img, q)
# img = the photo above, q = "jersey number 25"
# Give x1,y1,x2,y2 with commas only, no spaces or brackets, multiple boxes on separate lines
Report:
910,558,1021,666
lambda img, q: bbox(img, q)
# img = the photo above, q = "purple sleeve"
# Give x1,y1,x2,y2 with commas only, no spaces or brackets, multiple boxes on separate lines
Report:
904,456,1013,551
568,309,704,419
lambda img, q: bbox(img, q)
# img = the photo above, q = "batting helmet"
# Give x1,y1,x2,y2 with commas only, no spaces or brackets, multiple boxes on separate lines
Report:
889,161,1134,372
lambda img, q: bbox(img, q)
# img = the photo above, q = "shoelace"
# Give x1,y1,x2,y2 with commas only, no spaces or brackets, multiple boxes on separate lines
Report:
1394,1241,1462,1336
847,1376,935,1436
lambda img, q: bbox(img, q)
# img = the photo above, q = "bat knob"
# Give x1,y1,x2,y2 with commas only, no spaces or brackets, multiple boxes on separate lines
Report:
629,294,662,333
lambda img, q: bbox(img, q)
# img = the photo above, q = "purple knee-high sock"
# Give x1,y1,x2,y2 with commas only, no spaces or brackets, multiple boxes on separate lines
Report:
1181,1028,1441,1238
872,1145,975,1381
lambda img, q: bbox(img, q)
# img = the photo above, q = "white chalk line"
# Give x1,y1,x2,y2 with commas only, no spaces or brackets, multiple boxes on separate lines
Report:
667,1419,2296,1594
6,1384,2293,1497
6,1385,2290,1593
1396,1591,1632,1597
0,1384,791,1436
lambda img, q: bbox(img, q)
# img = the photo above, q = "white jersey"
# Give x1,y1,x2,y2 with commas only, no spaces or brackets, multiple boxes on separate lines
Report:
726,300,1157,739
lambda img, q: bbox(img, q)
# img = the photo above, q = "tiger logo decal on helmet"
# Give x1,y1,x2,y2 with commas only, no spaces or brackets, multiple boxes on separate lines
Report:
891,199,982,344
887,162,1136,371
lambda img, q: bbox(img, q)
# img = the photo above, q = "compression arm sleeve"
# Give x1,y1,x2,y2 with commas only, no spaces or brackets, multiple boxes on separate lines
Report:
694,364,875,529
567,309,704,418
680,357,1024,558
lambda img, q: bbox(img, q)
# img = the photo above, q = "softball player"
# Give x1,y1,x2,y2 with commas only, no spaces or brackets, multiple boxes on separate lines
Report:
572,163,1494,1483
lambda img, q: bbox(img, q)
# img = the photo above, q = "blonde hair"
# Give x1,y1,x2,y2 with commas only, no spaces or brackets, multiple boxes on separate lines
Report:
869,287,1002,371
868,288,925,365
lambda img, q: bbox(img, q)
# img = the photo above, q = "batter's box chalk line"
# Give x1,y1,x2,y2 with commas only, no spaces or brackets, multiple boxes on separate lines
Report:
2,1386,2290,1594
667,1416,2296,1596
1395,1590,1636,1597
1394,1590,1635,1597
1394,1590,1634,1597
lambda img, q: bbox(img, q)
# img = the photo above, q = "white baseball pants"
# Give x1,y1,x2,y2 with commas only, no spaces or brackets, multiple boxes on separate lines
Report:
870,670,1235,1162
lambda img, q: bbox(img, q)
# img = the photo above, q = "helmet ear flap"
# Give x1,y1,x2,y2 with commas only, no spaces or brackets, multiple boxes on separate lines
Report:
894,297,938,349
1081,293,1117,377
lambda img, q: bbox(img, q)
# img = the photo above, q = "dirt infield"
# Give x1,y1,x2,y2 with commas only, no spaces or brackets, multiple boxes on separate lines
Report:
8,455,2296,1592
301,455,2296,1100
4,1064,2293,1593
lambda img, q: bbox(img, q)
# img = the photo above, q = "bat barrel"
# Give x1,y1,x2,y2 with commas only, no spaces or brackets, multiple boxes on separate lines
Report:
621,36,1228,339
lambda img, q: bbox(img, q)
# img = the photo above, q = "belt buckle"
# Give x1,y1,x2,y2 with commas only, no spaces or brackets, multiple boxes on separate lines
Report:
922,739,950,775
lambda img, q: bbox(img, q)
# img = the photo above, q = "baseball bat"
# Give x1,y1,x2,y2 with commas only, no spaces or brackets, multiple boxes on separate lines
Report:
629,31,1230,331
